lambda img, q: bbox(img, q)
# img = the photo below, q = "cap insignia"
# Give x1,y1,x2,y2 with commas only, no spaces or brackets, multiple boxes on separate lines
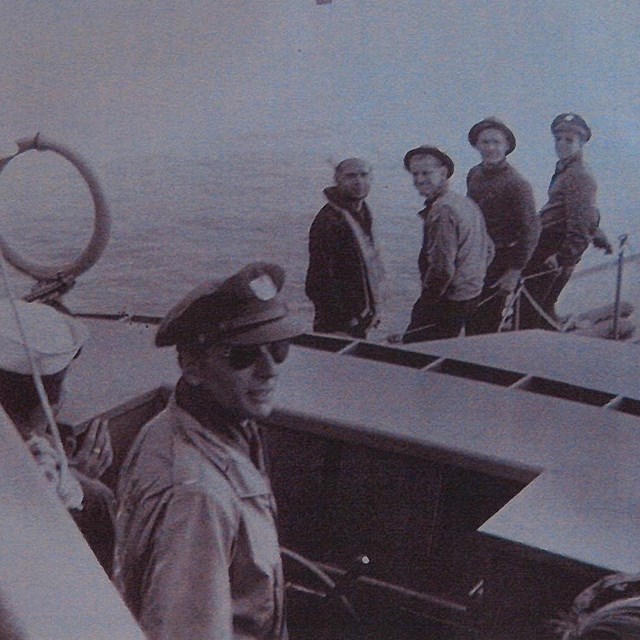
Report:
249,274,278,301
565,114,575,121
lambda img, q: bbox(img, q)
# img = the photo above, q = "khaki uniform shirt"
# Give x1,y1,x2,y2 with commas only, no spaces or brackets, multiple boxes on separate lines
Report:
113,395,287,640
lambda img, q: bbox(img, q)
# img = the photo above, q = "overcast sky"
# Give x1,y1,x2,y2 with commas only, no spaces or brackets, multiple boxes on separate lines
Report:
1,1,638,229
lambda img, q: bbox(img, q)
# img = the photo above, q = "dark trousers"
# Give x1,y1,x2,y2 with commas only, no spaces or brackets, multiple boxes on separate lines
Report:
403,295,479,343
465,286,508,335
313,310,372,339
70,471,116,575
466,248,516,335
519,263,574,330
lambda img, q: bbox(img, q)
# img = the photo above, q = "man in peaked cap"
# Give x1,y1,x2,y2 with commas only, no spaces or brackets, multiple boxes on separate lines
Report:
389,146,494,343
520,113,610,329
114,262,300,640
0,300,116,573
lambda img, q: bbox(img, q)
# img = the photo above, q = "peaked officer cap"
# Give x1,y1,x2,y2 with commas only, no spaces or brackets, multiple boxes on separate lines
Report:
403,145,455,178
155,262,302,347
551,113,592,142
0,300,88,375
468,117,517,154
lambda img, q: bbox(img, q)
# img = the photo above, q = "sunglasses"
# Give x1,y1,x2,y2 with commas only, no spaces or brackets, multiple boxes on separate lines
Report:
220,340,290,370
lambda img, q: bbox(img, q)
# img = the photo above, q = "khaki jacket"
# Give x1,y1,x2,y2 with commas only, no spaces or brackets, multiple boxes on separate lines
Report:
113,396,287,640
418,187,494,301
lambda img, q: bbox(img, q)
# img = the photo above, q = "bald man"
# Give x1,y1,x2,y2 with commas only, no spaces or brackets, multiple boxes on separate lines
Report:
305,158,385,339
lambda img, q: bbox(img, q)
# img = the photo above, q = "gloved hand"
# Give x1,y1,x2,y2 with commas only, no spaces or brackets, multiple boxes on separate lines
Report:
543,253,560,270
592,228,613,254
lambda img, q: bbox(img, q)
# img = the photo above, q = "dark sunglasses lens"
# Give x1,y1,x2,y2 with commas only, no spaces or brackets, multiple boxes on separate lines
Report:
228,346,261,370
226,341,290,370
269,340,290,364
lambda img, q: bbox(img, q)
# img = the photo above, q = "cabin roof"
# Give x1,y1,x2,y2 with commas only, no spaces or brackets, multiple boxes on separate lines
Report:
61,320,640,574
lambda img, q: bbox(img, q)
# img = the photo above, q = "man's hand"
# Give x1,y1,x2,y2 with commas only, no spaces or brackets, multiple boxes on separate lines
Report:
28,435,84,510
70,417,113,479
592,228,613,255
543,253,559,271
493,268,521,294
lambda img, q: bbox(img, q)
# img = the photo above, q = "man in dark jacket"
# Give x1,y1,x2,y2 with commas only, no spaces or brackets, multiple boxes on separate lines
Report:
305,158,385,339
465,117,539,334
521,113,606,329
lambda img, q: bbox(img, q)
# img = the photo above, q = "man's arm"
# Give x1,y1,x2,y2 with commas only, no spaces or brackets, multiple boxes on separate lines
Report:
137,488,237,640
557,172,598,267
421,207,458,299
508,180,540,271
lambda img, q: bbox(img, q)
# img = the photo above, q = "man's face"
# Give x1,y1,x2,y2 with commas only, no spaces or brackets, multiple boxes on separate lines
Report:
554,130,584,160
475,128,510,167
408,155,448,199
190,341,289,419
335,159,372,201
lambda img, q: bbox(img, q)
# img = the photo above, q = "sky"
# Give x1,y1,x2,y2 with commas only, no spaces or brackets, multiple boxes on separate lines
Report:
0,0,639,232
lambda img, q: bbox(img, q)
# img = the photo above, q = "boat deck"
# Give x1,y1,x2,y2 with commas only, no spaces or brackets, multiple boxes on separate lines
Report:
61,319,640,575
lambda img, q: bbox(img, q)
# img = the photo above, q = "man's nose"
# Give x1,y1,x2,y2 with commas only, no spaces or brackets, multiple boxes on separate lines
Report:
254,346,278,377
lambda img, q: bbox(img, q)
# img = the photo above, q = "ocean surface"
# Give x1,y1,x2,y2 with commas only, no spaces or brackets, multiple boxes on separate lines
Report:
1,140,639,341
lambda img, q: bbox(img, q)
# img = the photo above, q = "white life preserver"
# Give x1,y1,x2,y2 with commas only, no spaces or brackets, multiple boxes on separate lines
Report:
0,134,111,282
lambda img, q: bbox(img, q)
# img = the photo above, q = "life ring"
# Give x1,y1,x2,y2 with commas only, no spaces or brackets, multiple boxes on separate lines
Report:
0,134,111,282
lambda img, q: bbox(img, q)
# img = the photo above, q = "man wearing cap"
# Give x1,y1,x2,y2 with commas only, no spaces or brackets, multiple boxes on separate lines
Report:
114,263,299,640
305,157,385,339
0,300,115,573
390,146,493,343
465,117,539,334
521,113,607,329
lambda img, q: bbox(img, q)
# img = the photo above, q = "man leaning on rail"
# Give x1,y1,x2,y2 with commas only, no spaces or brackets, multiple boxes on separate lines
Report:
114,262,300,640
464,117,540,335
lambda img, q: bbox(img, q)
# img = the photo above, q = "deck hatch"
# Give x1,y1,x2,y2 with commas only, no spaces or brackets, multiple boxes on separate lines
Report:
429,359,525,387
613,397,640,418
519,376,617,407
343,342,440,369
292,333,353,352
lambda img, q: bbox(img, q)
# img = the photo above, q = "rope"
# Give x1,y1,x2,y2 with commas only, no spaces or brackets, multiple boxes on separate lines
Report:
519,285,567,332
0,253,69,475
497,282,525,332
387,320,440,343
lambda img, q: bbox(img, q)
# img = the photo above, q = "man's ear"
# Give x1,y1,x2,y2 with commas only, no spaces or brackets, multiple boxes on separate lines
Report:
178,349,203,386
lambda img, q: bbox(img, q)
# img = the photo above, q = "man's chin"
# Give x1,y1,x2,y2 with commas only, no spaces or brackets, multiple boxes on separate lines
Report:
244,400,275,419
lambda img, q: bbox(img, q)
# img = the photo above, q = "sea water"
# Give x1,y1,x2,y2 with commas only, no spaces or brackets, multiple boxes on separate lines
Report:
0,141,638,341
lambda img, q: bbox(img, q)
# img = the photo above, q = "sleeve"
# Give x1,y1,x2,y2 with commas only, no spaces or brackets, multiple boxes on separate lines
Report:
421,206,458,299
304,214,349,320
509,180,540,270
557,171,598,267
138,487,238,640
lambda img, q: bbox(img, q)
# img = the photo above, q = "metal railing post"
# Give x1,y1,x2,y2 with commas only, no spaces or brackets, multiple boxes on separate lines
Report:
612,234,628,341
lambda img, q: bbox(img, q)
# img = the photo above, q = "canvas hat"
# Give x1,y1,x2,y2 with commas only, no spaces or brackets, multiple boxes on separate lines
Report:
403,145,455,178
155,262,302,348
0,300,88,375
468,117,517,154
